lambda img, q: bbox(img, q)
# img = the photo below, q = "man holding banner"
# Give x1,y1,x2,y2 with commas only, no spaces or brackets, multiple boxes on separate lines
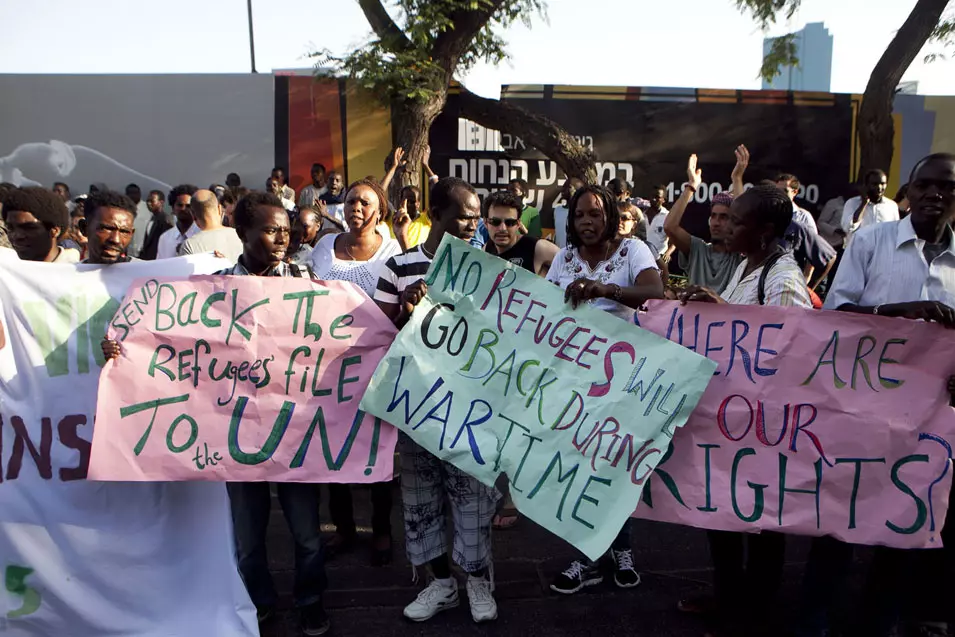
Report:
804,152,955,637
373,177,502,624
101,190,331,636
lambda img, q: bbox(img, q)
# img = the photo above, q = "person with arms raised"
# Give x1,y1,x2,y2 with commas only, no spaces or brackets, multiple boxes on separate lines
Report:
665,149,747,293
547,184,663,597
374,177,500,625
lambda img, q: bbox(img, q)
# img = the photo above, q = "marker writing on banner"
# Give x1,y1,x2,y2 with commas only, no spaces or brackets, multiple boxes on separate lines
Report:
800,330,907,391
117,393,380,473
642,441,934,535
663,306,782,383
0,414,90,483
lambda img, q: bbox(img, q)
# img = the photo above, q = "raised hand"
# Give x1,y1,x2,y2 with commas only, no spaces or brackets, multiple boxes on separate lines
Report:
393,147,406,168
732,145,750,180
687,154,703,191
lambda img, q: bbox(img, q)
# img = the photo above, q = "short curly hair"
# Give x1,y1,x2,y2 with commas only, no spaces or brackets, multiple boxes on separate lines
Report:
430,177,477,222
168,184,199,205
85,190,137,224
233,191,285,231
566,184,619,249
1,186,69,231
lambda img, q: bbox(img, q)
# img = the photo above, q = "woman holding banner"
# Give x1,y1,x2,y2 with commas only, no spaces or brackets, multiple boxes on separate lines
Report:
680,184,812,636
545,184,664,595
309,178,402,566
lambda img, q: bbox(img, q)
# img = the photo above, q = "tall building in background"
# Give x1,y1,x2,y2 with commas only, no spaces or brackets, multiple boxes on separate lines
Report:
762,22,833,92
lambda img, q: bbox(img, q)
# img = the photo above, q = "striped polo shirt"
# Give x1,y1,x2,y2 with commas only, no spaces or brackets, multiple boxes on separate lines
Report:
373,245,432,306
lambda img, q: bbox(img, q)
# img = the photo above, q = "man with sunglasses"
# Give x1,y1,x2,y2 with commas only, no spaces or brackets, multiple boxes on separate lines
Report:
483,190,557,276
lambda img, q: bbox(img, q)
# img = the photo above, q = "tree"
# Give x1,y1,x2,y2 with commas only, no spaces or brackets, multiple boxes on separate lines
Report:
316,0,597,191
742,0,954,179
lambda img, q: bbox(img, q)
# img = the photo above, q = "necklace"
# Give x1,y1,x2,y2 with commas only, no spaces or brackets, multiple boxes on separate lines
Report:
344,233,381,261
421,244,435,259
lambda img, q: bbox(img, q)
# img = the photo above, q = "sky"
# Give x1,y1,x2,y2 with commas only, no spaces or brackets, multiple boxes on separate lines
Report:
0,0,952,98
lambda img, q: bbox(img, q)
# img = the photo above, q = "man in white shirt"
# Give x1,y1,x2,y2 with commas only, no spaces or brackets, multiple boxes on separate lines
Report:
645,184,670,258
840,169,900,248
297,163,328,208
775,173,819,234
125,183,152,257
552,177,583,248
179,189,243,262
156,184,200,259
804,153,955,637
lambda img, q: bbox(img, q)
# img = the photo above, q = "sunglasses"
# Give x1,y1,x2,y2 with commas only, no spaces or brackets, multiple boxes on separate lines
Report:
487,217,519,227
620,215,635,222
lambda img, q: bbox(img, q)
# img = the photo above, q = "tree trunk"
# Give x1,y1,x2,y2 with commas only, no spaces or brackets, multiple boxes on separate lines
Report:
388,88,448,202
857,0,948,180
457,86,598,184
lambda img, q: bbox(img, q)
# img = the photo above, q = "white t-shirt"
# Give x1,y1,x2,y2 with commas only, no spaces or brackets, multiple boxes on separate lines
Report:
310,232,402,297
179,227,243,263
553,205,569,248
545,238,659,322
156,223,200,260
646,207,669,258
841,196,900,247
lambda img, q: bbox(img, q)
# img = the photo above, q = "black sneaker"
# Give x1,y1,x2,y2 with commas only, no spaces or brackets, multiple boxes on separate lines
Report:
610,548,641,589
549,560,603,594
256,605,274,624
301,603,331,636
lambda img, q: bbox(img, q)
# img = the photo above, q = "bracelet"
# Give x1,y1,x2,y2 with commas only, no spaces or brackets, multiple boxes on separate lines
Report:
684,184,697,193
610,284,623,302
873,304,881,316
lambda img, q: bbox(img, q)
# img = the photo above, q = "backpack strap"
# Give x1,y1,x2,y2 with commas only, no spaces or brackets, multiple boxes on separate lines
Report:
757,249,786,306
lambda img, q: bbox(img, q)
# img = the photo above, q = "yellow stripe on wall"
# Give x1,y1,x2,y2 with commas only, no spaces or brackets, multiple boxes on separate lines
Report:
344,83,392,184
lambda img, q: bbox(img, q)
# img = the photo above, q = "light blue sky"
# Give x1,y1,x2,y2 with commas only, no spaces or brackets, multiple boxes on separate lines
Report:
0,0,951,98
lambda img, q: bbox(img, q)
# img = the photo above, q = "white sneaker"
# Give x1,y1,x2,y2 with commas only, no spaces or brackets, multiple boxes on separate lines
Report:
466,574,498,623
403,578,459,622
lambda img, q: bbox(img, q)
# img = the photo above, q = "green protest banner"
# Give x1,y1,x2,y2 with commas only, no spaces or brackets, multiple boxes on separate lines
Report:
360,236,716,559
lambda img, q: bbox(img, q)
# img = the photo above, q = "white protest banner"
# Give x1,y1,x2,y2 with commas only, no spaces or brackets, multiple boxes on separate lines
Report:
0,257,257,636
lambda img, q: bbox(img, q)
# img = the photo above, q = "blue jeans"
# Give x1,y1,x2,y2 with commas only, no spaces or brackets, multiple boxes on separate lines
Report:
228,482,327,608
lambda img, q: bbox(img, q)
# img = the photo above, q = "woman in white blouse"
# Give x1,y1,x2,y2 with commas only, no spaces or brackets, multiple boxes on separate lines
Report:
679,184,810,637
546,185,663,596
309,178,401,565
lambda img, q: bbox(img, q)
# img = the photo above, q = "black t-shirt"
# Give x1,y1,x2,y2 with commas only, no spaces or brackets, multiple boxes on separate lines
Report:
485,235,538,273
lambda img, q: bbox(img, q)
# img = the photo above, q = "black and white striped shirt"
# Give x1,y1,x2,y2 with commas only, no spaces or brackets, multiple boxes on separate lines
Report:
373,245,432,306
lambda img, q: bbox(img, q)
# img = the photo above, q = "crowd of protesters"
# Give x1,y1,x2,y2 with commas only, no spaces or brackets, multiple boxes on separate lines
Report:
1,144,953,637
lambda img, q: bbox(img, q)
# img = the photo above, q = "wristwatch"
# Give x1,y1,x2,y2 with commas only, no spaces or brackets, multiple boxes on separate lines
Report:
610,284,624,302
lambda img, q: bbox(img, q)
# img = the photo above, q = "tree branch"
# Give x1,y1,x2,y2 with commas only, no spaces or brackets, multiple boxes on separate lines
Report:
432,0,507,70
457,84,597,183
357,0,412,51
858,0,949,174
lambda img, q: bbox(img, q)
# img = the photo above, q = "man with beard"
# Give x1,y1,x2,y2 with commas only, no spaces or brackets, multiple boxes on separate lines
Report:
81,190,138,264
3,186,79,263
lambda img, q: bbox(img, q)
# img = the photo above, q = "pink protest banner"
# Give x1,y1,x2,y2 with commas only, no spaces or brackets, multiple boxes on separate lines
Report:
635,300,955,548
89,276,398,482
